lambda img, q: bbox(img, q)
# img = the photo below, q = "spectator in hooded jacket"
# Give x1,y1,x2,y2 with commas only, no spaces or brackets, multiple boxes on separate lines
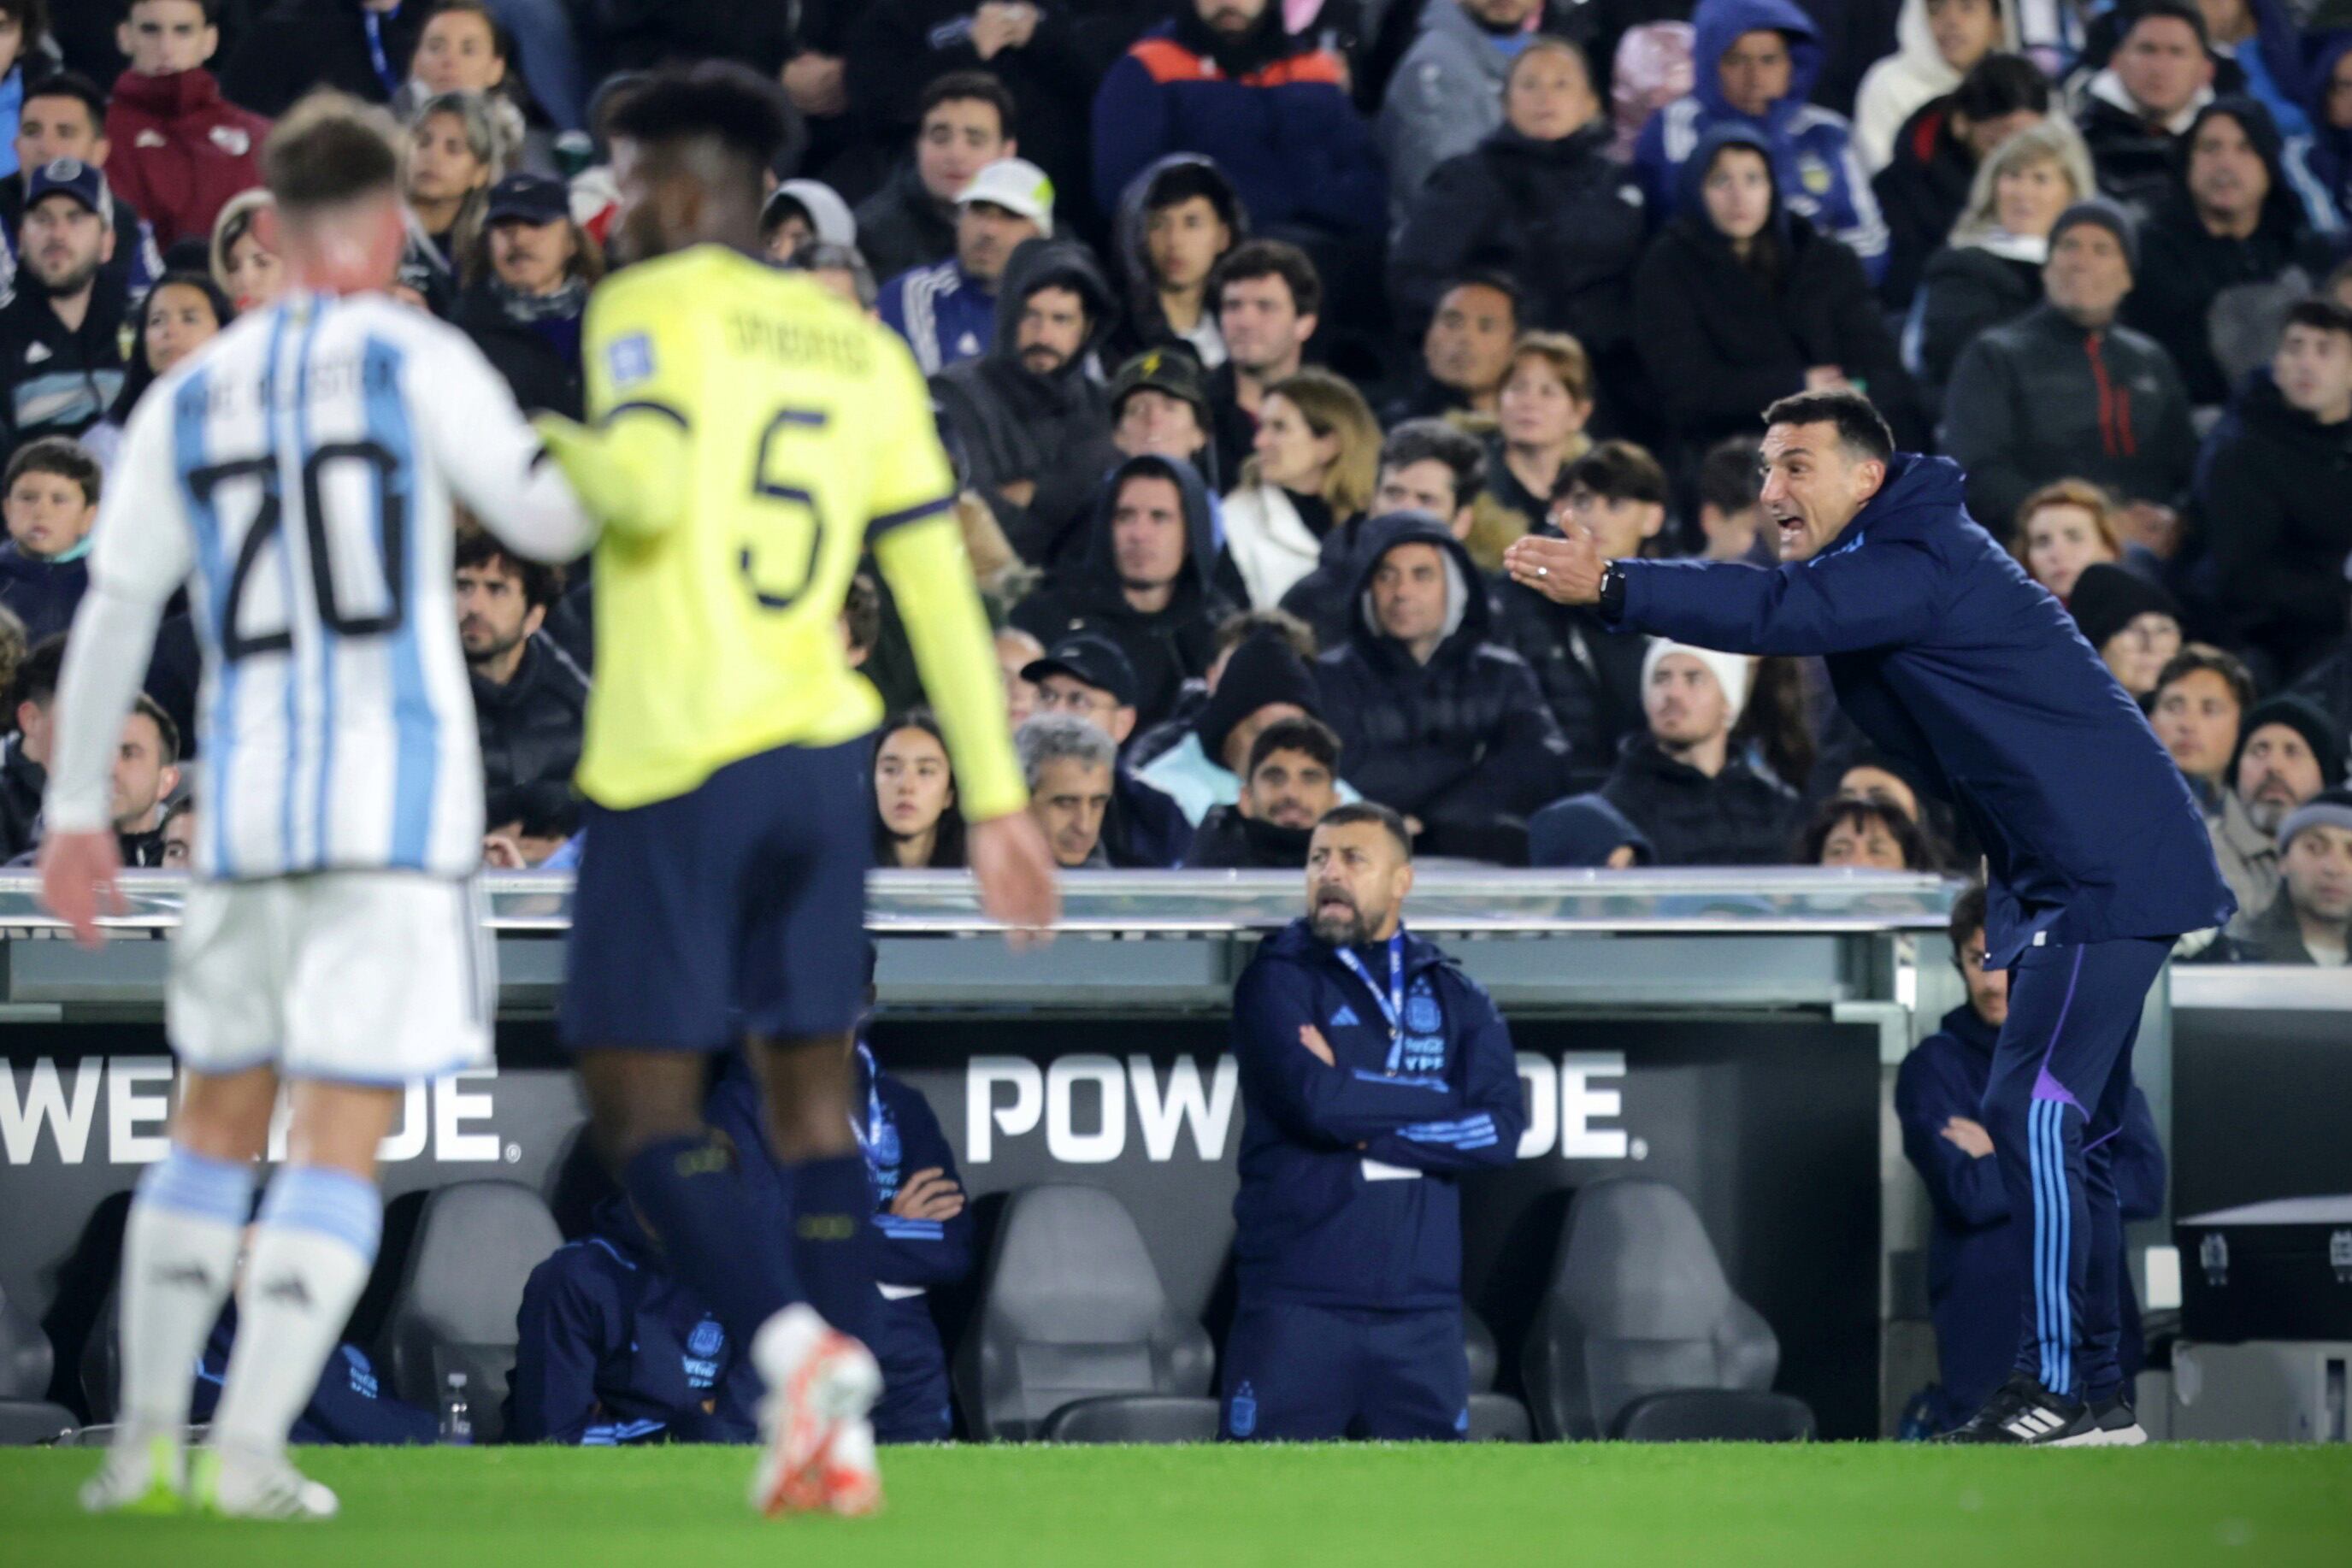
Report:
1091,0,1385,239
880,155,1054,376
1011,453,1232,730
2195,0,2309,142
2204,787,2352,964
1388,38,1644,374
1635,123,1923,464
2208,694,2341,923
1854,0,2012,176
1633,0,1889,284
1942,199,2196,544
454,172,597,419
856,72,1022,285
457,527,587,799
2077,0,2216,222
0,72,167,309
1020,632,1194,867
2196,297,2352,684
1315,511,1570,861
1282,417,1483,652
1140,629,1358,825
1223,368,1381,612
1188,713,1347,869
1123,604,1320,771
1602,640,1797,865
105,0,268,250
1872,50,2048,309
1108,155,1243,369
0,157,127,459
0,435,94,645
2068,559,2184,702
933,234,1120,569
1909,115,2094,404
1377,0,1544,218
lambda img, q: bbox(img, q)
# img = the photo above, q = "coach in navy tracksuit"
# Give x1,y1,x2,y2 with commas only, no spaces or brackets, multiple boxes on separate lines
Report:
1222,800,1525,1442
704,1044,973,1443
1506,387,2231,1445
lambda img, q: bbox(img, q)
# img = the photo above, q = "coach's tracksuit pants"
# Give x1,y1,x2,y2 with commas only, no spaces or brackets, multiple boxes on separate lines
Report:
1219,1300,1469,1441
1978,935,2169,1406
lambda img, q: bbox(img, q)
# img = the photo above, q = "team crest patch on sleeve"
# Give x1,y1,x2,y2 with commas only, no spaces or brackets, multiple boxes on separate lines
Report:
607,333,654,389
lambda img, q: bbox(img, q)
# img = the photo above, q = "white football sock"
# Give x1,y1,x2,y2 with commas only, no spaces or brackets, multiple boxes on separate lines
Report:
209,1165,380,1459
117,1147,253,1437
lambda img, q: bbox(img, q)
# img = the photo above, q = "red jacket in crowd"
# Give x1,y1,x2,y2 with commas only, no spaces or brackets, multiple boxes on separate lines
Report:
103,69,271,251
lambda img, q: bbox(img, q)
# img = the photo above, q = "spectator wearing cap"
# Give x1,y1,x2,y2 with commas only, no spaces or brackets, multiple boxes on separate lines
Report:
1317,511,1570,862
854,72,1020,285
2122,98,2333,409
1110,348,1219,490
1872,52,2050,312
2067,560,2184,703
879,155,1054,376
1109,155,1245,370
2210,693,2343,924
0,156,127,457
1600,640,1797,867
1009,452,1230,730
2207,787,2352,964
1090,0,1384,241
2197,298,2352,685
761,179,857,266
104,0,268,251
1017,710,1120,869
2149,644,2253,814
2076,0,2217,222
1140,630,1359,825
1223,368,1381,612
1021,632,1194,868
1187,714,1346,869
1942,199,2195,547
1388,275,1519,424
1527,792,1653,869
454,171,601,419
1282,418,1486,654
0,73,168,310
934,233,1121,569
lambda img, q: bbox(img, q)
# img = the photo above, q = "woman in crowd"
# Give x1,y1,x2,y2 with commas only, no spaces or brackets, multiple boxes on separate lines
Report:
85,273,233,469
871,710,967,870
1220,368,1381,610
398,0,528,168
406,92,503,301
1909,116,2093,399
1801,793,1937,869
1634,125,1924,466
210,192,285,316
1486,332,1596,537
2007,477,2123,603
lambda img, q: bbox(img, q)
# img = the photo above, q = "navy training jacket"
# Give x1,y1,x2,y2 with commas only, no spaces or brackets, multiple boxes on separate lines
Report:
1230,919,1525,1310
1612,453,2234,964
192,1302,437,1446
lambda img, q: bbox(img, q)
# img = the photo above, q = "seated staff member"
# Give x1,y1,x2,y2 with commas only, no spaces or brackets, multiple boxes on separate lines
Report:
1222,802,1525,1441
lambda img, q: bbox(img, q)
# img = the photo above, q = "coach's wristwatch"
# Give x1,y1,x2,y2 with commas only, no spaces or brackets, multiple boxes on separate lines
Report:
1597,561,1627,621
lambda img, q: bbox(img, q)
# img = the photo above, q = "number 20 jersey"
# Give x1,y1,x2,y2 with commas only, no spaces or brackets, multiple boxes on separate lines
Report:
97,292,561,881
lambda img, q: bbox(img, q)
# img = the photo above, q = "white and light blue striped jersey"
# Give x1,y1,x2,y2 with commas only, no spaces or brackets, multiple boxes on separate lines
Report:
65,290,592,881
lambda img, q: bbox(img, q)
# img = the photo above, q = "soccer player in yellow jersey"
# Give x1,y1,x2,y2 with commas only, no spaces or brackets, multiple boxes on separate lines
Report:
532,64,1058,1518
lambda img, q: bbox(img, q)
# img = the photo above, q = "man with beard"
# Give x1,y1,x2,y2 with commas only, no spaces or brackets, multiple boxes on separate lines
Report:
457,528,590,798
2209,694,2341,928
878,156,1052,376
0,158,127,457
2207,788,2352,964
1221,800,1524,1441
932,234,1119,569
1188,716,1345,869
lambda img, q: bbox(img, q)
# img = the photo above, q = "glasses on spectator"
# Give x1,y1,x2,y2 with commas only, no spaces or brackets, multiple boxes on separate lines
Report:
2119,616,2181,654
1039,686,1115,716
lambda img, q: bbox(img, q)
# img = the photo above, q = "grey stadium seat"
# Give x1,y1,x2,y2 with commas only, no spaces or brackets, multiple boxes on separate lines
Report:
383,1180,562,1445
1522,1177,1814,1441
953,1184,1217,1441
0,1287,78,1444
1464,1307,1531,1441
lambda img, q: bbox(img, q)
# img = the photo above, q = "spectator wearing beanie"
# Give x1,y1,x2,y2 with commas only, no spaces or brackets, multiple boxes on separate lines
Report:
2211,693,2344,923
2067,560,2183,703
2077,0,2217,222
760,180,857,264
106,0,269,250
1527,792,1653,869
1139,630,1359,825
1872,51,2050,310
1942,198,2195,545
2206,787,2352,964
453,172,599,421
1600,640,1797,866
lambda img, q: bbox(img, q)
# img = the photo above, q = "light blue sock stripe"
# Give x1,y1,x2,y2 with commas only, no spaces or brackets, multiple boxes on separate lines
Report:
136,1147,256,1226
258,1166,382,1261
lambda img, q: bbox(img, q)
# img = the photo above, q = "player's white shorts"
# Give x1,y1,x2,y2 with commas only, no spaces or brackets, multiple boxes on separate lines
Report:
167,872,495,1083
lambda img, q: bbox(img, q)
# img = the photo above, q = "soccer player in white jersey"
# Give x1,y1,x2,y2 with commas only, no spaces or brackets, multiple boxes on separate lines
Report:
43,92,594,1520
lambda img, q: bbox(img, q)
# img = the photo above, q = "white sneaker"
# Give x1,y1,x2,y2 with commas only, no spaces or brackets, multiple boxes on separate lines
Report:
192,1445,339,1521
79,1429,185,1515
749,1303,883,1518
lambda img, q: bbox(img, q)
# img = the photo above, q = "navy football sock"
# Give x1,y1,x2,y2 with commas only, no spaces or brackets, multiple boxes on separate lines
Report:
622,1134,800,1342
787,1153,875,1347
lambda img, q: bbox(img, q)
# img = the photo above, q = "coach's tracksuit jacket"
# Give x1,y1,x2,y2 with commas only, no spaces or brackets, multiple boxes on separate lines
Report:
192,1302,438,1446
704,1045,974,1442
506,1196,763,1445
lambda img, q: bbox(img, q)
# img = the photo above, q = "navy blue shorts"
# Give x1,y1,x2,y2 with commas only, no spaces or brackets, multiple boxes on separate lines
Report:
1219,1300,1467,1441
560,738,870,1052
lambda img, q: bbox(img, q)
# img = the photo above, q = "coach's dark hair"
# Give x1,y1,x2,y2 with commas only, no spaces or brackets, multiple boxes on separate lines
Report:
2284,296,2352,341
1380,419,1485,514
918,70,1017,141
1314,799,1412,859
263,91,403,213
604,61,793,169
1247,715,1341,780
455,526,563,613
1948,882,1989,960
1762,388,1895,464
1799,793,1933,871
1211,239,1322,321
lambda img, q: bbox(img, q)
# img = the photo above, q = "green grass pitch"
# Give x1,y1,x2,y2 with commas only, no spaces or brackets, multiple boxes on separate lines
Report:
5,1444,2349,1568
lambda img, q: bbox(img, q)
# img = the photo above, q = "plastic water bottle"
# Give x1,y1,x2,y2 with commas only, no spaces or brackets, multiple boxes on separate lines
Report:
441,1371,474,1446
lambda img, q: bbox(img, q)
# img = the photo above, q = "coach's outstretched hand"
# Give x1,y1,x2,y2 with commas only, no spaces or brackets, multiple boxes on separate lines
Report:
38,829,127,951
1503,531,1605,606
969,811,1062,949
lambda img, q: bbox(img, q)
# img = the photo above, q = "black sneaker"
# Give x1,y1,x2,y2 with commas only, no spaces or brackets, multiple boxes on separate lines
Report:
2089,1392,2148,1447
1936,1372,2099,1445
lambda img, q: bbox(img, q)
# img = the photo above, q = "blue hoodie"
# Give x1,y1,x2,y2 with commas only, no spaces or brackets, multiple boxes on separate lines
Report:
1632,0,1889,282
1230,918,1525,1310
1610,453,2235,964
